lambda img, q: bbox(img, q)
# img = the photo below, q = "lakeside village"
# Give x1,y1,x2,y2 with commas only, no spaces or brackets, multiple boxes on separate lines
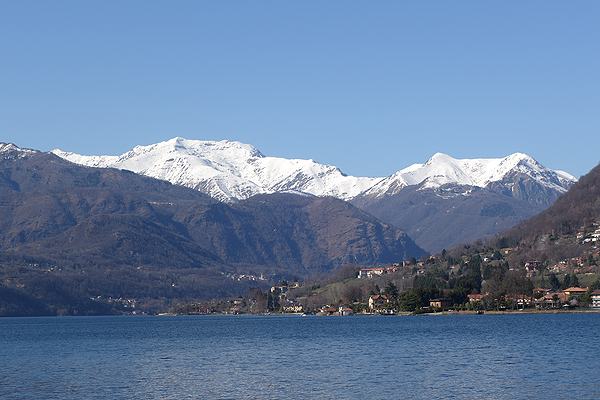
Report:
172,223,600,316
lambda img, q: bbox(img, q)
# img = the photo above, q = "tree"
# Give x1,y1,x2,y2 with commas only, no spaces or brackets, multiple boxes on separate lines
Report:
384,281,399,300
397,290,420,312
501,270,533,296
341,285,363,304
571,273,580,287
581,287,593,305
562,274,571,289
549,273,560,291
267,292,279,311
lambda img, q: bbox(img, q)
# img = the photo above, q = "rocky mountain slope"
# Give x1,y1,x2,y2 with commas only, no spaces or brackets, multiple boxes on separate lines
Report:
3,143,424,273
54,138,576,252
494,161,600,264
352,183,541,252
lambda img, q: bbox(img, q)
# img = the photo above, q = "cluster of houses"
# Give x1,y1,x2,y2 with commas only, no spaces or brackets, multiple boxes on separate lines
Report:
577,224,600,245
546,254,600,274
90,295,137,310
317,306,354,316
315,295,394,316
271,282,304,313
467,287,600,310
357,260,428,279
361,287,600,314
357,266,399,279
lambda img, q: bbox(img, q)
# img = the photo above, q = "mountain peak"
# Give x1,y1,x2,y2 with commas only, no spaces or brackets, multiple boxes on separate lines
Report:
0,143,37,156
155,137,265,159
363,152,576,197
503,152,539,166
426,152,454,163
0,143,19,153
507,151,534,160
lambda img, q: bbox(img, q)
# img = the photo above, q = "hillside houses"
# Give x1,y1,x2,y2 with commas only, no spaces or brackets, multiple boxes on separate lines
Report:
358,266,399,279
578,223,600,244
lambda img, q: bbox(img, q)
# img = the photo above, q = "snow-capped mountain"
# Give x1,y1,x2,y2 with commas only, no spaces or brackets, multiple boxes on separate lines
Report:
53,137,575,203
48,137,581,252
362,152,576,197
53,137,381,202
0,143,37,159
348,151,577,251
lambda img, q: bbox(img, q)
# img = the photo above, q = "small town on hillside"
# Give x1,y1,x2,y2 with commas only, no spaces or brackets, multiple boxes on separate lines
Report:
171,222,600,316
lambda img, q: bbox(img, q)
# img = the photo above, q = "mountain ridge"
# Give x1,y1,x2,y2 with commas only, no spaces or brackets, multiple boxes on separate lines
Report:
52,137,575,203
0,144,424,275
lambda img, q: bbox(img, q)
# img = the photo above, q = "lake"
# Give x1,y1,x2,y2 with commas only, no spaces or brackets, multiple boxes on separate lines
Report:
1,314,599,399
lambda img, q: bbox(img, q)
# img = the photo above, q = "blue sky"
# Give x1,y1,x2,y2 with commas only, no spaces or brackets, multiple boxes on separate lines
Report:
1,1,598,177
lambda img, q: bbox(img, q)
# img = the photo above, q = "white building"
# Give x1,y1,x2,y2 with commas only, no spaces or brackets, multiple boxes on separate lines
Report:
592,290,600,308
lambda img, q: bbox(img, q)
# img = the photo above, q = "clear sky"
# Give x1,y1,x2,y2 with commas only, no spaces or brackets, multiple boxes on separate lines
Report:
1,1,598,177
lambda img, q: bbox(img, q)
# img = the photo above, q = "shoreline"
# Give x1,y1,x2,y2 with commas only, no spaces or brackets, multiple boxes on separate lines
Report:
4,308,600,318
424,308,600,316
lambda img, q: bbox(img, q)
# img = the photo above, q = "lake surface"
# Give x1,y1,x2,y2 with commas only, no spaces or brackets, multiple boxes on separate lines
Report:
1,314,599,399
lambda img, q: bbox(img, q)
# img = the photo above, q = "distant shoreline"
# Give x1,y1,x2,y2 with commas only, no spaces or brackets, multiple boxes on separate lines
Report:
429,309,600,316
3,309,600,319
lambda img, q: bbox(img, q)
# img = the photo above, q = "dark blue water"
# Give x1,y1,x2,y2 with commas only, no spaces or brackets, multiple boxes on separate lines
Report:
1,314,599,399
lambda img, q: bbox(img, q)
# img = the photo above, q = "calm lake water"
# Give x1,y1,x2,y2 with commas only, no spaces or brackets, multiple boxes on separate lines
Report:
1,314,599,399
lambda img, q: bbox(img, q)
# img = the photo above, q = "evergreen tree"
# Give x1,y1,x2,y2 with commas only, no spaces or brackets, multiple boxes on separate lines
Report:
549,273,560,291
571,273,580,287
397,290,421,312
384,281,399,300
562,274,571,289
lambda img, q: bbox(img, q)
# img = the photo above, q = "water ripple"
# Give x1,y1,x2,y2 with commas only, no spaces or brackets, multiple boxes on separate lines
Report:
1,314,600,399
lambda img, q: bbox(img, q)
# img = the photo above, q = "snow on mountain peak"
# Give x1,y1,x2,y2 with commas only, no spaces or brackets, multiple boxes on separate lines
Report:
52,137,379,202
1,143,37,158
362,152,576,197
426,152,453,163
51,139,576,202
0,143,20,153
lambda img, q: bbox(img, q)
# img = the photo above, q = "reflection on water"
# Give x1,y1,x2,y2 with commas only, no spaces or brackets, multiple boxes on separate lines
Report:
1,314,599,400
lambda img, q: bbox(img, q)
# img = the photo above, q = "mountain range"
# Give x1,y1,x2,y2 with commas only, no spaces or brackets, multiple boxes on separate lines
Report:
54,137,576,251
0,142,424,315
0,139,587,316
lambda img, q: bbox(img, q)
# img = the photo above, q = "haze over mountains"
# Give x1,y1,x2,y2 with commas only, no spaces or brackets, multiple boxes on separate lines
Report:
54,137,576,251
